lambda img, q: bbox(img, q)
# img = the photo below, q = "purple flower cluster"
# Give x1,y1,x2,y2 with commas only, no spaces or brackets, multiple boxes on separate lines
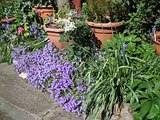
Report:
1,22,10,29
12,42,86,113
29,24,44,39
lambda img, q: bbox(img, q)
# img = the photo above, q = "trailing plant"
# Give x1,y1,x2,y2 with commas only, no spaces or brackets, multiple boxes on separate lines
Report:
12,42,86,114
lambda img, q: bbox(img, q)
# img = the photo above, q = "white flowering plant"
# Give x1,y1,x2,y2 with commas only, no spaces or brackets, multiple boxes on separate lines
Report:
44,6,83,42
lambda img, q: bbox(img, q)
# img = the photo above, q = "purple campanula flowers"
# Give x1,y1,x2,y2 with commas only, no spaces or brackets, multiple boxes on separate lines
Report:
121,42,127,56
2,23,10,29
12,42,85,114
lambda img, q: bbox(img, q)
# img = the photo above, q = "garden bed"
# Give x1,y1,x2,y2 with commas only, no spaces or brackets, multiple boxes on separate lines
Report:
1,0,160,120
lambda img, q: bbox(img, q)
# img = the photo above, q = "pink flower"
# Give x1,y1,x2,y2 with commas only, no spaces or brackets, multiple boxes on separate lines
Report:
18,27,24,34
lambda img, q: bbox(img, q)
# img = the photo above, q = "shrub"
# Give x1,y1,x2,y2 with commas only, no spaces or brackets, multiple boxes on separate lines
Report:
110,0,160,40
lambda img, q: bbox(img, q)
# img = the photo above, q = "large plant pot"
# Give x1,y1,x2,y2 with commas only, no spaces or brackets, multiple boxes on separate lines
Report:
86,21,122,46
32,5,54,20
44,24,71,49
72,0,81,15
153,31,160,56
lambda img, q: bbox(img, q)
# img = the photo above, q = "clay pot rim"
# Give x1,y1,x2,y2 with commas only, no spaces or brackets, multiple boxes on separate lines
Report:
1,17,16,23
33,5,53,9
86,21,123,28
153,31,160,45
43,24,64,33
154,40,160,45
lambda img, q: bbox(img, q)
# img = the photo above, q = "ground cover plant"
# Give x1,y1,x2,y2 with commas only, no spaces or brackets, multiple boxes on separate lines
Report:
12,42,86,114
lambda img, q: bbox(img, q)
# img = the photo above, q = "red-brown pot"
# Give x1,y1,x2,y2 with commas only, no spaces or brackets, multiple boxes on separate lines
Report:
72,0,81,15
32,5,54,20
86,21,123,46
153,31,160,56
1,17,16,23
44,24,71,49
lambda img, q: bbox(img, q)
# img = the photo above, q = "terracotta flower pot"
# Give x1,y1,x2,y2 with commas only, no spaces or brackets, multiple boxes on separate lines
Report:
32,5,54,20
153,31,160,56
86,21,122,46
1,17,16,23
72,0,81,15
44,24,71,49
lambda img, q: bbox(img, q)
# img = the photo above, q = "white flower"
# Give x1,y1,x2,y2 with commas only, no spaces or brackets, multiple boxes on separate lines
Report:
13,60,18,65
64,21,76,32
19,72,27,79
54,15,76,32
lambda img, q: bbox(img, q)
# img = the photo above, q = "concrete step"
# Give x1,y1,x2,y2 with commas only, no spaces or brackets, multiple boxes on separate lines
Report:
0,63,83,120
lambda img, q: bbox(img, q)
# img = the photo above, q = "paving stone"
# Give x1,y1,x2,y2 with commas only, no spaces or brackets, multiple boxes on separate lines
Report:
0,63,83,120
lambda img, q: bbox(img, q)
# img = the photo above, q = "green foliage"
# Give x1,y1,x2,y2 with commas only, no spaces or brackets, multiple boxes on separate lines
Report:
0,28,16,63
110,0,160,40
0,0,47,64
55,6,71,18
155,17,160,31
75,34,160,120
0,0,32,20
0,1,16,19
29,0,57,8
0,23,47,64
128,77,160,120
61,19,96,61
82,0,111,23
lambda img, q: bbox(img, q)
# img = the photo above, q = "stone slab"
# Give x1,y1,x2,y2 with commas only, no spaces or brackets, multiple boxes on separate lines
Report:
0,63,54,115
0,97,36,120
0,63,83,120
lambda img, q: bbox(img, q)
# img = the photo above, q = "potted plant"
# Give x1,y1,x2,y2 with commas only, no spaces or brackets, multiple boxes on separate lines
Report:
31,0,57,20
82,0,122,46
43,7,75,49
152,18,160,56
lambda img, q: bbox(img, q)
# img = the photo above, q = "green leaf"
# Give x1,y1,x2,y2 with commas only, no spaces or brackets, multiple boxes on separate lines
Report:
139,81,150,89
131,102,141,111
137,90,150,99
139,100,152,118
131,79,142,89
147,104,160,119
152,89,160,98
134,112,143,120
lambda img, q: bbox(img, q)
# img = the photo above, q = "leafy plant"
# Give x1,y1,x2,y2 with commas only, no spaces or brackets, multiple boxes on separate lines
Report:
78,34,160,120
154,17,160,31
128,76,160,120
82,0,112,23
110,0,160,40
61,18,97,61
29,0,57,8
0,3,47,64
